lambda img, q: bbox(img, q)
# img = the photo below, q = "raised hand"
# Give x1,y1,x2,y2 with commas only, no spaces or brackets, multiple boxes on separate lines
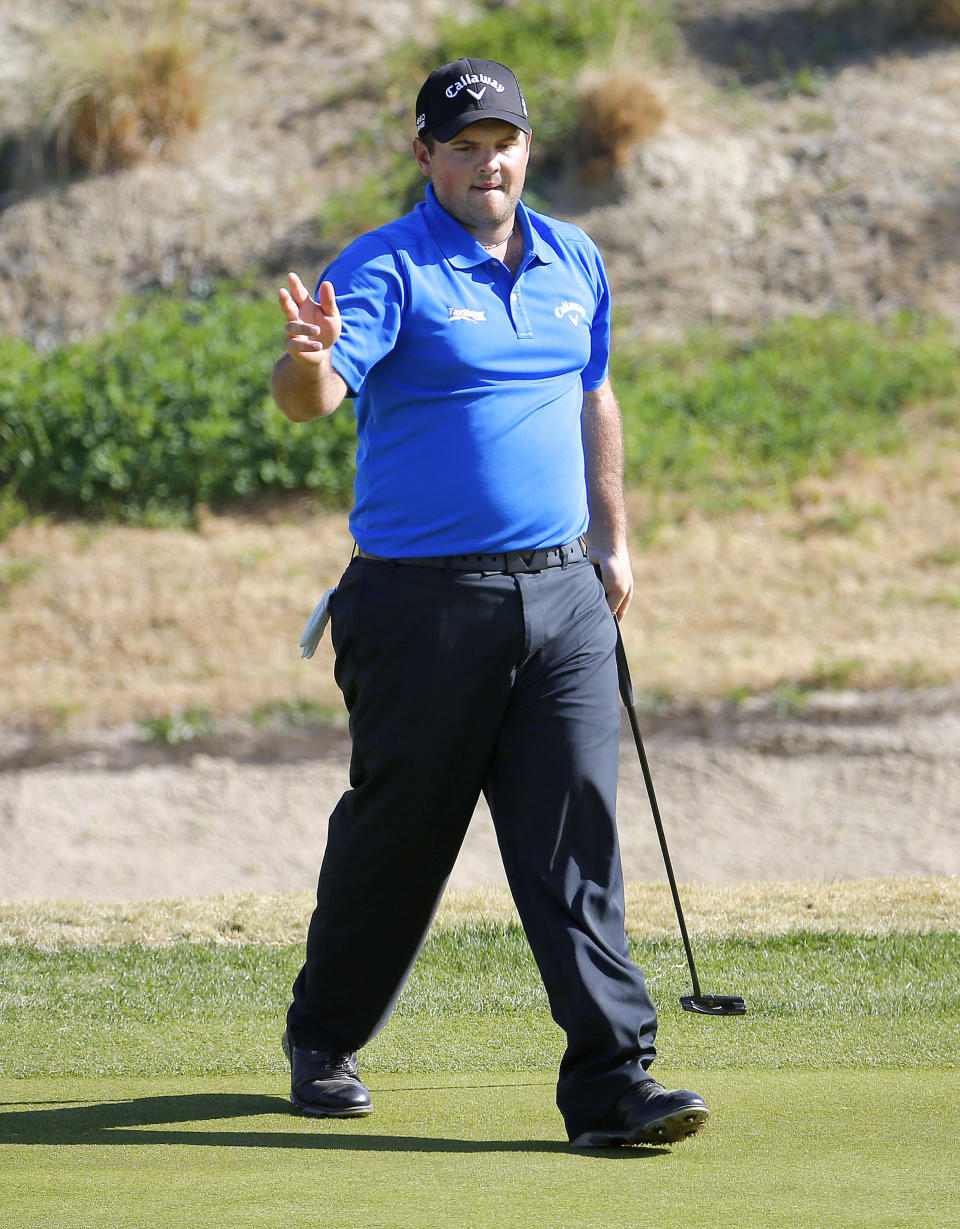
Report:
278,273,341,365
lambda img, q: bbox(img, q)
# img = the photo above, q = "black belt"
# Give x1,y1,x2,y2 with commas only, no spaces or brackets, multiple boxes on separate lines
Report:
356,539,587,574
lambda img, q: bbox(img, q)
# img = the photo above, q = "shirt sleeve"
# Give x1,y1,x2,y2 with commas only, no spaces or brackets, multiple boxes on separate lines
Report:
581,242,612,392
315,235,407,398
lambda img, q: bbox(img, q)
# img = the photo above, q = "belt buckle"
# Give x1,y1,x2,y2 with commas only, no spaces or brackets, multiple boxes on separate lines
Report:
503,552,530,575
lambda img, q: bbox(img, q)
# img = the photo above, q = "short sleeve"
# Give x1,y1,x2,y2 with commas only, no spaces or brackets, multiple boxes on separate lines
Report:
315,236,407,398
581,244,611,392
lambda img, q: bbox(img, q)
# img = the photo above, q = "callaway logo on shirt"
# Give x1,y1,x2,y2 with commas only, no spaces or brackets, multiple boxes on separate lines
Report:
555,301,589,326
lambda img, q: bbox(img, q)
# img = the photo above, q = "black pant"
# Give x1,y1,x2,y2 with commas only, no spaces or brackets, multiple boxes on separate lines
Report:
287,554,658,1139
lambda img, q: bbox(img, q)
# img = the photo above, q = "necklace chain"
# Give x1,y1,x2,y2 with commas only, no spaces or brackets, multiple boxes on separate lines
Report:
480,227,516,250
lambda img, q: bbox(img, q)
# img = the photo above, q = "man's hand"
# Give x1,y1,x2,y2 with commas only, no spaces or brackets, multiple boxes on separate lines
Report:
589,545,634,621
271,273,348,421
278,273,341,365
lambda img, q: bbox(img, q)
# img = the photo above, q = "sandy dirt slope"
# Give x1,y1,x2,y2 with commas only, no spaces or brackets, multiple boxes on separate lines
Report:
2,689,957,901
3,3,960,345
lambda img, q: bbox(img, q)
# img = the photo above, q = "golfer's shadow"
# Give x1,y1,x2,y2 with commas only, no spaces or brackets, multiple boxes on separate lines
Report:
0,1093,666,1157
0,1093,667,1157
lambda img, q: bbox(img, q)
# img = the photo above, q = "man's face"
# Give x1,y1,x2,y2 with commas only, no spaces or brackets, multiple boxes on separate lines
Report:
413,119,531,233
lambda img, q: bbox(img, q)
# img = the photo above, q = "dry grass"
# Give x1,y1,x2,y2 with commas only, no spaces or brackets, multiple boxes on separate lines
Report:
931,0,960,35
576,65,666,183
4,441,960,736
0,507,355,734
1,877,955,947
623,437,960,700
39,0,206,173
624,877,960,939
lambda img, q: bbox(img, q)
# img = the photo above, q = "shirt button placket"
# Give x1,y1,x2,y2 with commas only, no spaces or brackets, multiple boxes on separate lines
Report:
510,287,533,340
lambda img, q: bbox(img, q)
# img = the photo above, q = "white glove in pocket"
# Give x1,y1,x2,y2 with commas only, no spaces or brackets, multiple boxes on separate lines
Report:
299,588,336,659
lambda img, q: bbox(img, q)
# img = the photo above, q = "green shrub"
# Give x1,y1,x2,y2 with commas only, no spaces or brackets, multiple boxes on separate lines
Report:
0,284,357,523
140,705,216,746
613,312,960,510
3,293,959,526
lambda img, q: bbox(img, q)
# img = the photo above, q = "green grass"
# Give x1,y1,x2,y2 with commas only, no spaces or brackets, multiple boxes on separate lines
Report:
1,920,956,1226
0,1071,953,1229
1,929,957,1078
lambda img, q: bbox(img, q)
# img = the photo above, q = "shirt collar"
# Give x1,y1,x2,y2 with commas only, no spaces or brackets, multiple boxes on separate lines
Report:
423,183,554,270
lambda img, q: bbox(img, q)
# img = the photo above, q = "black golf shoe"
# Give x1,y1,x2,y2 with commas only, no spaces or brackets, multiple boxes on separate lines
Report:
570,1079,709,1148
282,1029,373,1118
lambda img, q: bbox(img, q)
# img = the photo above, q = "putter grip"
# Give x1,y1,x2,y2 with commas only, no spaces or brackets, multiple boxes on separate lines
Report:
614,624,635,710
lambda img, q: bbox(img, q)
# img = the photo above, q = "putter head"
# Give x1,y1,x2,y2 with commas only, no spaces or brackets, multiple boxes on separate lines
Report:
680,993,747,1016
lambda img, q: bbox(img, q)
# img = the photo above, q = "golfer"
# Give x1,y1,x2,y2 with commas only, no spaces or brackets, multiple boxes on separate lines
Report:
271,57,709,1148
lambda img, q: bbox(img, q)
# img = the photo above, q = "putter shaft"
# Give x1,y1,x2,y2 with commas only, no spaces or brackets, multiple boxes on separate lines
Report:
614,626,746,1016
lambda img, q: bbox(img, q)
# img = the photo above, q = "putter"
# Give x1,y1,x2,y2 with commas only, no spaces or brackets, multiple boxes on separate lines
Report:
614,625,746,1016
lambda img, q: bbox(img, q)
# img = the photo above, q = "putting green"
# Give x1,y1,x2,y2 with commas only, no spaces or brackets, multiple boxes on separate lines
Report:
0,1069,951,1228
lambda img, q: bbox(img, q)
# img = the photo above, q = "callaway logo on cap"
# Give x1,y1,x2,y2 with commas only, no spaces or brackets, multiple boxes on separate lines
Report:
416,58,531,143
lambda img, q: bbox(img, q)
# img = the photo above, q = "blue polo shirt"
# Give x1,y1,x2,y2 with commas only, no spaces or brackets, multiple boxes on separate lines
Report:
319,183,612,556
